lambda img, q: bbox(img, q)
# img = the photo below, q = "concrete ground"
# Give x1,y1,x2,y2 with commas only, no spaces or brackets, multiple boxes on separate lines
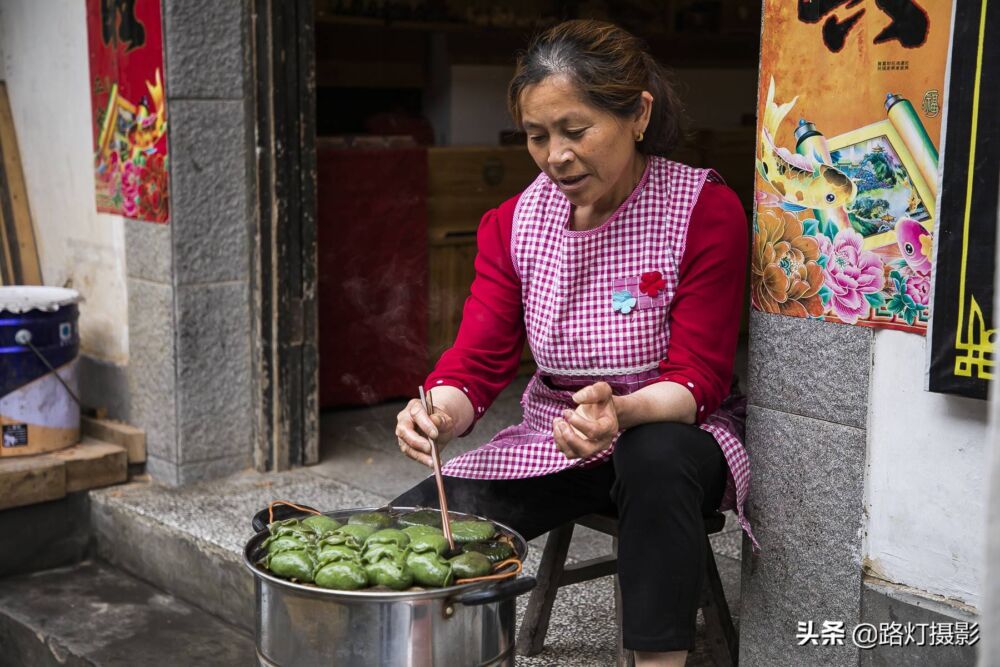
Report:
314,376,744,666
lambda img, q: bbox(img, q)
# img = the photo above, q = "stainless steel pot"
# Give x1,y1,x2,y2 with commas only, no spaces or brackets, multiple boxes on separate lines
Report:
244,505,536,667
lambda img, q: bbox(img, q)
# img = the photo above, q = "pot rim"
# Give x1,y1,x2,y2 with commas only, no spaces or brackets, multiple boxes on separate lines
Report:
243,505,529,602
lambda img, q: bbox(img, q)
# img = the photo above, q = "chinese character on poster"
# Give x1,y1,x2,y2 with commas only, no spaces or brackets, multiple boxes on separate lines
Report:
752,1,951,334
86,0,168,223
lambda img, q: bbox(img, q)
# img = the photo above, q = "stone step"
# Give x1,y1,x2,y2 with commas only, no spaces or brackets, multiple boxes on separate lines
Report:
0,560,254,667
88,468,387,631
88,461,745,645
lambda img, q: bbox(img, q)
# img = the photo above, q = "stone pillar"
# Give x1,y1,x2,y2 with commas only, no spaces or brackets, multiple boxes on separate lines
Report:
125,1,256,484
740,311,873,666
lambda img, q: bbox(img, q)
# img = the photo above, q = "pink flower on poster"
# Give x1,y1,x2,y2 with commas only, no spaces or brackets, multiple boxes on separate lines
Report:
818,229,885,324
904,270,931,306
121,160,141,217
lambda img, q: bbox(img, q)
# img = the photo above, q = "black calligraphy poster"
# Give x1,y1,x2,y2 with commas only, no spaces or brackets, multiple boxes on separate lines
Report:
927,0,998,399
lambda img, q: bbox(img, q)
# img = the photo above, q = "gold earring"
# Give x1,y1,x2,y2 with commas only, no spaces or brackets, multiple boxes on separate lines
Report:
635,130,644,142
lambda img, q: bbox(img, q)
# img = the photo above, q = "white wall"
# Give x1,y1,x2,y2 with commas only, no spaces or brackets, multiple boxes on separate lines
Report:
0,0,129,364
865,329,987,608
448,65,517,145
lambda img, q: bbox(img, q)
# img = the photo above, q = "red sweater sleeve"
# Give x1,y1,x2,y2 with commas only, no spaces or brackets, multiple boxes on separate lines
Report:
425,196,525,431
650,181,748,423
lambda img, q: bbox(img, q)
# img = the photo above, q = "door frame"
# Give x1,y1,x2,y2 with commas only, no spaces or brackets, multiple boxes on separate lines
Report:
250,0,318,470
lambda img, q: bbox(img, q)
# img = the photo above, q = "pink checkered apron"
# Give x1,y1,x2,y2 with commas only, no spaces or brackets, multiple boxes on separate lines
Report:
442,156,757,549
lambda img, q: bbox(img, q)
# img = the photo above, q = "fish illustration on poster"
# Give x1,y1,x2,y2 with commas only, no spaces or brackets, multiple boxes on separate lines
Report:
86,0,169,223
751,1,951,334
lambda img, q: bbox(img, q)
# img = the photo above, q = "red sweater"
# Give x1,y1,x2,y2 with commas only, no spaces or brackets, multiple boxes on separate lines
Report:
427,181,748,429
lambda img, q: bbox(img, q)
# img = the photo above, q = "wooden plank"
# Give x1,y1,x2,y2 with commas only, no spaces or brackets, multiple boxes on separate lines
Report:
0,84,18,286
48,438,127,493
427,147,538,236
558,555,617,587
0,81,42,285
428,146,538,196
427,234,534,373
80,416,147,464
0,455,66,511
253,0,317,471
298,0,320,467
426,148,538,361
428,236,478,366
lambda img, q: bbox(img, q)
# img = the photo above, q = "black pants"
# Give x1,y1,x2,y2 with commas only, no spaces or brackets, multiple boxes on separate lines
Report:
392,421,728,652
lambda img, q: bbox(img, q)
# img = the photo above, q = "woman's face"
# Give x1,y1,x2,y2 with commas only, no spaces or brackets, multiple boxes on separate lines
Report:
519,75,651,212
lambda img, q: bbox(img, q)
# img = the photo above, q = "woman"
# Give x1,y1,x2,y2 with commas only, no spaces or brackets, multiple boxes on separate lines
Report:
394,20,755,667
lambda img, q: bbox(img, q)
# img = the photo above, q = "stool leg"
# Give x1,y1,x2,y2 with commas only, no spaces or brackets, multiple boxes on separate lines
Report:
613,536,635,667
700,535,738,666
516,523,575,656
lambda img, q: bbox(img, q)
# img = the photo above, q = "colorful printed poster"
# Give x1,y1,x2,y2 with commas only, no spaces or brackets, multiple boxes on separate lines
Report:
86,0,169,223
752,1,952,333
927,0,997,400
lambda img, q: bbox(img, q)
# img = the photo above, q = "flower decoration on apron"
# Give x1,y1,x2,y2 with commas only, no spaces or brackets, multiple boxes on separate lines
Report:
639,270,667,297
612,289,638,314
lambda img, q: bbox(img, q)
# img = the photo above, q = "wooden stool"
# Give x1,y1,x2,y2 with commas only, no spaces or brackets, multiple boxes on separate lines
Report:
515,512,738,666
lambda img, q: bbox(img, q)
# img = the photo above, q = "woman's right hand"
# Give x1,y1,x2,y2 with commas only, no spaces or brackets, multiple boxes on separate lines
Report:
395,398,456,468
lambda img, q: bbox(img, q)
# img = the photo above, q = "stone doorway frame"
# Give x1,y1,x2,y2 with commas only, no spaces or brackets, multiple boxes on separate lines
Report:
123,0,318,484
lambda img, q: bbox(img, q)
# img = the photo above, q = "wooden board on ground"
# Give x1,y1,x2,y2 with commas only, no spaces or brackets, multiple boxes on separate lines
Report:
0,437,128,510
0,81,42,286
50,438,128,493
81,416,147,464
0,455,66,511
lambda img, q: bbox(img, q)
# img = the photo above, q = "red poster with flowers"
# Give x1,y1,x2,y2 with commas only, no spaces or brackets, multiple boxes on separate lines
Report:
86,0,168,223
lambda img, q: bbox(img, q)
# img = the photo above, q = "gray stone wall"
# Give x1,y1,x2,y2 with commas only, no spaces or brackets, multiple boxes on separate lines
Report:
740,310,874,666
78,354,129,420
125,0,255,484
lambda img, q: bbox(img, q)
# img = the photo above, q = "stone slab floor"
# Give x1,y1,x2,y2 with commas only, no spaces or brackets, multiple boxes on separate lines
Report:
314,375,745,667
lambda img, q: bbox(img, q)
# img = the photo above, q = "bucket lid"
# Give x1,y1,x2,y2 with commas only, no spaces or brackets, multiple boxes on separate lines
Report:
0,286,82,314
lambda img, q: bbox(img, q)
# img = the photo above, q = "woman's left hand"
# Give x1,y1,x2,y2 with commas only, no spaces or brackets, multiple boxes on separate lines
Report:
553,381,620,459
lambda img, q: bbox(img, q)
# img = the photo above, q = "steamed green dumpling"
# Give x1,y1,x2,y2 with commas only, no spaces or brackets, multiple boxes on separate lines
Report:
450,520,496,544
450,551,493,579
336,524,376,544
407,551,454,588
267,549,315,582
397,509,444,528
268,518,315,540
362,541,404,565
314,560,368,590
363,548,413,590
263,532,312,556
408,532,449,557
348,512,393,531
302,514,341,535
461,540,514,564
316,542,361,565
365,529,410,549
402,524,443,539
